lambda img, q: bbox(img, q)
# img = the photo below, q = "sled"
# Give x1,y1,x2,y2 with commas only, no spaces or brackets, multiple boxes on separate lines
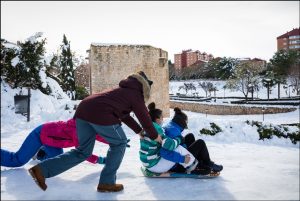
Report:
141,166,220,179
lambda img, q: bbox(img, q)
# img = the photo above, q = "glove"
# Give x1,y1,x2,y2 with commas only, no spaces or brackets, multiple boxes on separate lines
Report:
97,156,106,164
126,139,131,148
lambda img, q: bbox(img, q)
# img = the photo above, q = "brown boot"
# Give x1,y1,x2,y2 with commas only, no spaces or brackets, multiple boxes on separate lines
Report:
97,183,124,192
28,165,47,191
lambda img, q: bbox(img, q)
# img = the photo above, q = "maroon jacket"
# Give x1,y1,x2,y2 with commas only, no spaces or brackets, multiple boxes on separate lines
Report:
74,73,158,140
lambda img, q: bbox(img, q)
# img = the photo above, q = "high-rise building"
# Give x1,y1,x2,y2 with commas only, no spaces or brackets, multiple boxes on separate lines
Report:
277,28,300,51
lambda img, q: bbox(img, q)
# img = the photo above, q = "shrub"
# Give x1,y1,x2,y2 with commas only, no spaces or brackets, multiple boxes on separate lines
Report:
75,86,89,100
246,120,300,144
200,122,222,136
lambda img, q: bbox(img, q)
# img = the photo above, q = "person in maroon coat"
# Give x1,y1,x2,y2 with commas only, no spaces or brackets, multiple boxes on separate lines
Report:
28,71,162,192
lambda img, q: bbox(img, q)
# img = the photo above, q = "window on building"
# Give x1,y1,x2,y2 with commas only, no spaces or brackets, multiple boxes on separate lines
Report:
289,35,300,39
290,45,300,49
289,40,300,44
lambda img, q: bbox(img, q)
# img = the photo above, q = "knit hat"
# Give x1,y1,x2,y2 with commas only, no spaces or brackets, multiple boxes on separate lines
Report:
172,107,188,129
138,71,153,87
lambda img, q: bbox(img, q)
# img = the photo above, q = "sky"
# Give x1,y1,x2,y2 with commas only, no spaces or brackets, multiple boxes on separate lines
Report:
1,1,299,62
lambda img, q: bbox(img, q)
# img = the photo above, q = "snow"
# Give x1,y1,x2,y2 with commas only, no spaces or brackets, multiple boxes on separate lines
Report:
39,67,48,88
1,80,299,200
91,42,151,47
62,43,69,51
43,54,53,66
2,42,20,50
10,56,19,67
26,32,44,44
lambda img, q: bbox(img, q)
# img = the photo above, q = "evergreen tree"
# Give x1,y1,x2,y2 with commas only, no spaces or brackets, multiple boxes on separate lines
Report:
262,71,277,100
45,52,63,85
269,49,299,99
211,57,238,79
1,39,22,87
17,32,51,94
59,34,75,100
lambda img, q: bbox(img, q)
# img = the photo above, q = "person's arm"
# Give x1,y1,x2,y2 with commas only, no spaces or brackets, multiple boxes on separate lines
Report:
85,154,99,164
132,102,158,140
86,154,106,164
159,148,185,163
161,136,182,151
120,114,142,134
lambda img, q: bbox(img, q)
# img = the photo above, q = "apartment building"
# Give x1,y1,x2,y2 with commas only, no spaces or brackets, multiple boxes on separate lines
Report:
174,49,213,69
277,28,300,51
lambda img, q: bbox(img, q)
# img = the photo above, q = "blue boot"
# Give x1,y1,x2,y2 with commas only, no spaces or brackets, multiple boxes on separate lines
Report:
209,161,223,172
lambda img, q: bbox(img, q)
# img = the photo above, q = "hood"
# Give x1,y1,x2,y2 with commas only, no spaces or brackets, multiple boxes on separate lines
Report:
119,72,151,102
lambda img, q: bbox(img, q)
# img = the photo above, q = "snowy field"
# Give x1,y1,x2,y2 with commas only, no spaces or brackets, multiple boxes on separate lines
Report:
1,80,299,200
170,79,299,99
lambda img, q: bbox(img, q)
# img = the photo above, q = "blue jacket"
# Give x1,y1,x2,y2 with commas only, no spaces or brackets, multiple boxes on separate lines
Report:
163,121,184,138
159,121,186,163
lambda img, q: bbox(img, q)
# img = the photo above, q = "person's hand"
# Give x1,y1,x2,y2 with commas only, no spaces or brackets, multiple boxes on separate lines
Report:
154,135,163,144
138,129,145,139
97,156,106,164
184,154,191,164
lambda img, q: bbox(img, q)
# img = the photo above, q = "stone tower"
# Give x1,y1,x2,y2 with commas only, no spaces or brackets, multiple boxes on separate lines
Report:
88,43,170,117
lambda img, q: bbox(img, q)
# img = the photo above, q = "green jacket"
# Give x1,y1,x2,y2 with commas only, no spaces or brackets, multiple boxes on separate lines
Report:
139,122,182,168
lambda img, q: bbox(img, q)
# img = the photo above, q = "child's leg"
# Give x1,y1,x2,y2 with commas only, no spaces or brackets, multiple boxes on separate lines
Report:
188,139,223,172
184,133,196,147
37,145,63,161
147,157,176,173
187,139,211,165
1,125,43,167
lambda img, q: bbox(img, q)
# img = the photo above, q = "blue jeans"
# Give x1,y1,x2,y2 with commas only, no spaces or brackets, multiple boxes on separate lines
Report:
38,118,127,185
1,125,63,167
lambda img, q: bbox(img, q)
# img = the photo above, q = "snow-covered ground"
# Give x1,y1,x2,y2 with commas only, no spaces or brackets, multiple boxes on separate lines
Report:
1,80,299,200
170,79,299,99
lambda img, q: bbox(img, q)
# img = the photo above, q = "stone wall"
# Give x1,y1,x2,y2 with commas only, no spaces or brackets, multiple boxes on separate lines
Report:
89,43,170,117
170,101,297,115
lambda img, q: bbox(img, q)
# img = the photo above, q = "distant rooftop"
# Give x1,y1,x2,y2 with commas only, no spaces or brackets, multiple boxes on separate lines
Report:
91,42,151,47
277,28,300,39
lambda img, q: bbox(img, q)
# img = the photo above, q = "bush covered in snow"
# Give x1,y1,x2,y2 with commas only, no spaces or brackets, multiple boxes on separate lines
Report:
199,120,299,144
200,122,222,135
246,120,300,144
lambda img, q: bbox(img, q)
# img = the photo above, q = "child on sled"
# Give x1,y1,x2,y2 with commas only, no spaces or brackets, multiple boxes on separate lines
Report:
163,107,223,173
139,102,210,175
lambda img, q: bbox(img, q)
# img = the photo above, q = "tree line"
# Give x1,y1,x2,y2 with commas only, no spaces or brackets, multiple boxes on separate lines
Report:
1,33,89,100
169,49,300,99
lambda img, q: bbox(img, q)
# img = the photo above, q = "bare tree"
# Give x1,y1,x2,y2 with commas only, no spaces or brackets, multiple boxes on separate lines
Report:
226,62,261,101
288,64,300,95
179,82,196,95
198,81,214,97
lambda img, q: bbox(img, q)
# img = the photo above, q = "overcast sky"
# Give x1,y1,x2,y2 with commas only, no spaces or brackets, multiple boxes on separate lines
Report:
1,1,299,62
